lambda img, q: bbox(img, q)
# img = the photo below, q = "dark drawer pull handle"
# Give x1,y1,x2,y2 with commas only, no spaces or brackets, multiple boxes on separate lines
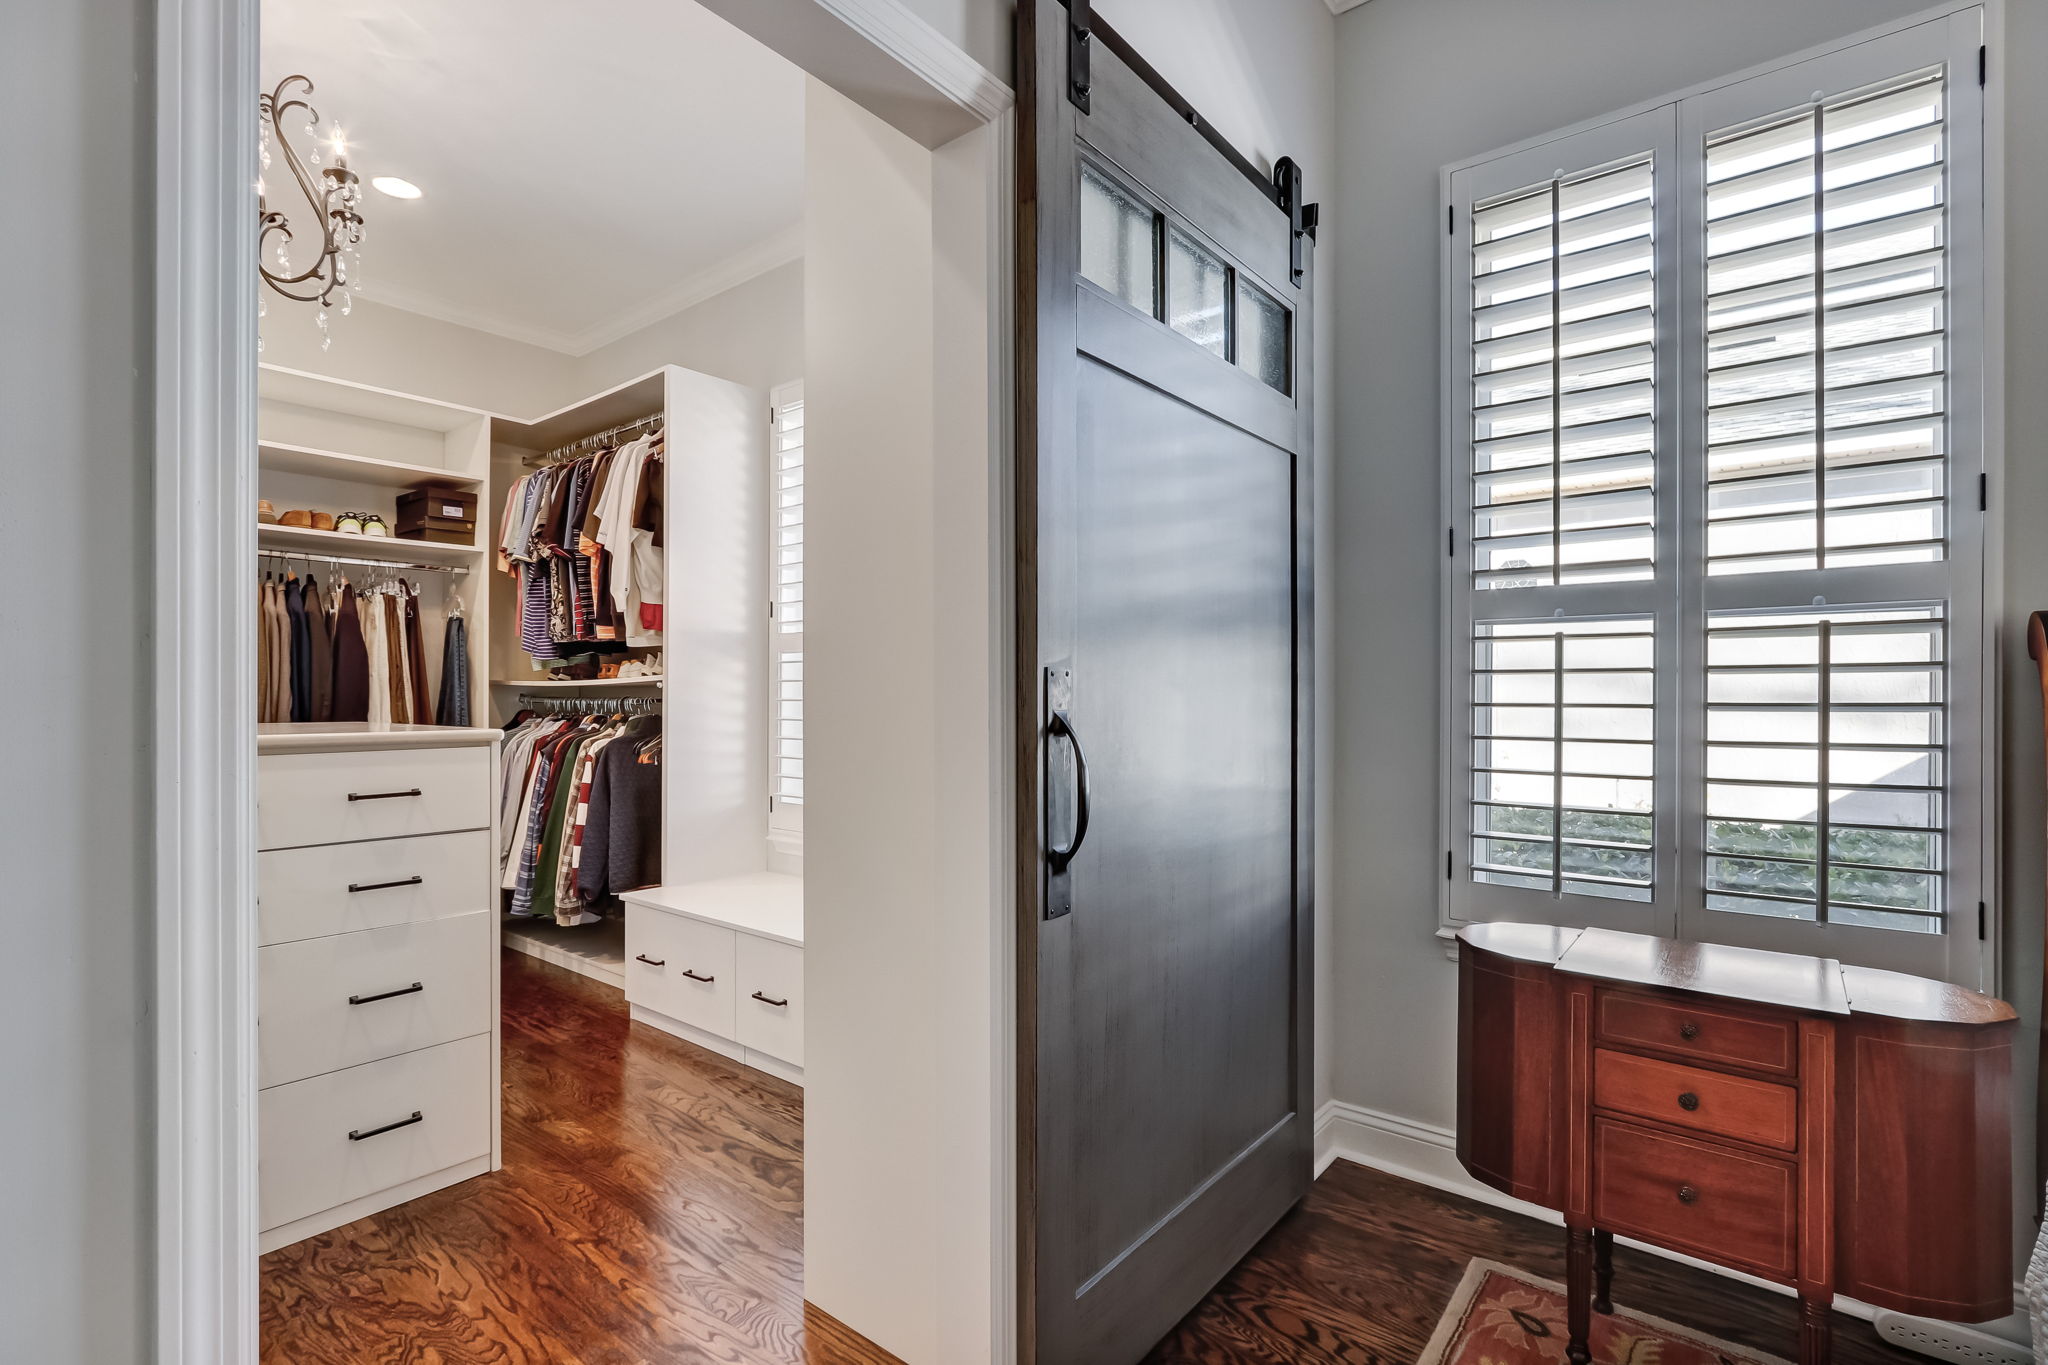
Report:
1678,1021,1700,1040
349,1111,424,1142
635,954,666,967
1677,1092,1700,1112
348,981,424,1006
1676,1183,1699,1204
348,788,423,802
752,991,789,1008
682,969,716,983
348,875,424,894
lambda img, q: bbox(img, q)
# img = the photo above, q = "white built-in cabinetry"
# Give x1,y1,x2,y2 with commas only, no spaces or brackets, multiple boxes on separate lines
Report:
623,875,805,1084
255,724,501,1253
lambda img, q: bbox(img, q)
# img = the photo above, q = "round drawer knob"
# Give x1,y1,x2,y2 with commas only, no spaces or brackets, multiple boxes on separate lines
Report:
1676,1183,1699,1204
1677,1092,1700,1112
1679,1021,1700,1040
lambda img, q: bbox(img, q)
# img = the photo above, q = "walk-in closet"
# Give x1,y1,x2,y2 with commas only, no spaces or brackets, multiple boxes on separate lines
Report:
249,3,823,1356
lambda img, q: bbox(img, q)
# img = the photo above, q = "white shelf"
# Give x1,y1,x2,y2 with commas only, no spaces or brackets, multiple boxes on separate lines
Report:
258,522,483,566
492,675,665,690
623,874,804,948
259,440,481,489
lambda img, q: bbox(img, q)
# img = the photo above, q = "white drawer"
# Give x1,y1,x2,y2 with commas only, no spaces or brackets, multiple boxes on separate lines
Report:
736,935,804,1067
258,913,492,1089
259,1033,491,1232
258,746,490,851
626,908,737,1040
259,830,492,947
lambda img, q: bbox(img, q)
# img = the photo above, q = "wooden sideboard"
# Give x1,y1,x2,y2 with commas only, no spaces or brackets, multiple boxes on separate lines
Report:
1456,923,2016,1365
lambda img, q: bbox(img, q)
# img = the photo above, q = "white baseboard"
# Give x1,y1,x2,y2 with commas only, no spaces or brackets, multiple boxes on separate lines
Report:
1312,1099,2031,1349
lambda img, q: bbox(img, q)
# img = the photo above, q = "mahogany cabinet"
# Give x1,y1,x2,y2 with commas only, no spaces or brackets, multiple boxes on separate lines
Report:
1456,923,2016,1365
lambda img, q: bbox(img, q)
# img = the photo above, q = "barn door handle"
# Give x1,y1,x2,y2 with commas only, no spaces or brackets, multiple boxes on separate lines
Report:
1047,709,1092,874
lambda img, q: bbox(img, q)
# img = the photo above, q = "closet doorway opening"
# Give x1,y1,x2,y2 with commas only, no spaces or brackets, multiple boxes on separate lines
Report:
181,1,1017,1361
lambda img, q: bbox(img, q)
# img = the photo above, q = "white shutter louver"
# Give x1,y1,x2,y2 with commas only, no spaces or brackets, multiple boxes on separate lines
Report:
1704,606,1944,932
1471,155,1658,589
772,388,804,811
1472,618,1656,901
1704,69,1949,575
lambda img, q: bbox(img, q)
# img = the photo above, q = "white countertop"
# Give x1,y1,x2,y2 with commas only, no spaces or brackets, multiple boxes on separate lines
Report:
623,872,804,947
257,722,502,754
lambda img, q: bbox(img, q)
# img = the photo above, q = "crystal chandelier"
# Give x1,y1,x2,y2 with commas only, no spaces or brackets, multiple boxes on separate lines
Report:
258,75,364,351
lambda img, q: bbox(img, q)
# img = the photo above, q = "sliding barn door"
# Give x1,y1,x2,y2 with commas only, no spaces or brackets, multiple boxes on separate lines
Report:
1018,3,1316,1362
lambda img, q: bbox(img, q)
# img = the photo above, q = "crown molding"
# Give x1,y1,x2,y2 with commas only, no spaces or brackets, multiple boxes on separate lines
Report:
364,224,805,358
1325,0,1373,14
814,0,1014,124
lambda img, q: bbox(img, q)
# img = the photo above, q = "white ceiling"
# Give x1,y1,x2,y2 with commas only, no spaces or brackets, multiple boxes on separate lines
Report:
262,0,805,355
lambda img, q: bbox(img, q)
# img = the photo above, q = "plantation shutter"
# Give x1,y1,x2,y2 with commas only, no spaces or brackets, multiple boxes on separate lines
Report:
1443,10,1987,986
771,383,805,821
1675,13,1984,981
1445,106,1681,937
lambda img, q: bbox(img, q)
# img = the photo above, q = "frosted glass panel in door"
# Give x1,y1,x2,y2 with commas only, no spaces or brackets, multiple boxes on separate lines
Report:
1080,163,1159,316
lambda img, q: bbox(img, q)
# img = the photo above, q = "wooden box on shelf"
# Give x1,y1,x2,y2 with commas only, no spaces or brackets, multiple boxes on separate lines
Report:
396,486,479,545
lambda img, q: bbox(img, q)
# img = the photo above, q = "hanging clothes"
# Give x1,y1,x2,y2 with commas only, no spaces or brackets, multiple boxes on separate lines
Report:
330,584,370,723
497,708,662,926
304,576,334,723
498,427,665,670
436,607,471,727
403,583,434,726
285,576,312,723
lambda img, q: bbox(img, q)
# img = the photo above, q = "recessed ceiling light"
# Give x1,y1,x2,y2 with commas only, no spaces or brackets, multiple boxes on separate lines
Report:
371,176,423,200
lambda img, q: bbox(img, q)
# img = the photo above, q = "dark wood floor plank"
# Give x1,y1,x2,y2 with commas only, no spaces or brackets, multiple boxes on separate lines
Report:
260,948,902,1365
1145,1158,1924,1364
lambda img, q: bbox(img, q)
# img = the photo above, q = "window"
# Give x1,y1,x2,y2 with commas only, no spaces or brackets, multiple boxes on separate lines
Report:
1442,10,1989,986
1076,156,1294,394
770,381,804,840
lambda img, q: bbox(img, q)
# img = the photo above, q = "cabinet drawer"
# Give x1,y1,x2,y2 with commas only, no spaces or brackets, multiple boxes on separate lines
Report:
1592,1120,1797,1281
625,908,736,1040
1598,988,1798,1076
259,746,490,851
258,913,492,1089
736,936,804,1067
1593,1048,1798,1152
259,830,492,946
259,1033,491,1232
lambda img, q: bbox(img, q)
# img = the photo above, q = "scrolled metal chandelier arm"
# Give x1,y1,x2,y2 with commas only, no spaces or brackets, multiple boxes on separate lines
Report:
258,74,364,311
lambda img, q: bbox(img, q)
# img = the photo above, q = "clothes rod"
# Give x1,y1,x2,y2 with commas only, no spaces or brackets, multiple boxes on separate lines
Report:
516,692,662,714
528,411,664,465
259,548,470,576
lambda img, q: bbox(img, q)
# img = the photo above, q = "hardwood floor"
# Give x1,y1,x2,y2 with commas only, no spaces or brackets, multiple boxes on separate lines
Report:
259,948,900,1365
1144,1158,1926,1365
265,950,1931,1365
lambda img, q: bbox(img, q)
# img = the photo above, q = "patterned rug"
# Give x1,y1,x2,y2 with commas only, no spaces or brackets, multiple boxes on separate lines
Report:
1418,1259,1792,1365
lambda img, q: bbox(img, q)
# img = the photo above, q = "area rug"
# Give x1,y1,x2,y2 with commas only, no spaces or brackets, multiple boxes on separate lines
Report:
1418,1258,1792,1365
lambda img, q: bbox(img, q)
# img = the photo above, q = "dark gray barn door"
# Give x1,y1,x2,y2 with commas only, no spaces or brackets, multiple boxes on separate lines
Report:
1017,3,1316,1362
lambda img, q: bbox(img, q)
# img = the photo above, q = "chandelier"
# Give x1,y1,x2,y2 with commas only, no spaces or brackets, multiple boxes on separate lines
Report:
258,75,364,350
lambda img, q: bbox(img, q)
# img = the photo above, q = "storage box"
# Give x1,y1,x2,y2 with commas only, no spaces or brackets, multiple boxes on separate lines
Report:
396,486,479,544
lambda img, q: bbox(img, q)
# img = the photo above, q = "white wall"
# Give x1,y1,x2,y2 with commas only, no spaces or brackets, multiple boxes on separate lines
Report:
260,259,804,416
801,77,946,1362
1329,0,2048,1286
0,1,152,1362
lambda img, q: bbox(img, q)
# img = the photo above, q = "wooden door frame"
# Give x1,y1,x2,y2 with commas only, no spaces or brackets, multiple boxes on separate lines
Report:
1013,2,1318,1358
152,3,1016,1362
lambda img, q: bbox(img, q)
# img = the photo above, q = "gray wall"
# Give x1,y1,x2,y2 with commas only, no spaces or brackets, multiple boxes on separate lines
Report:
0,1,153,1362
1330,0,2048,1274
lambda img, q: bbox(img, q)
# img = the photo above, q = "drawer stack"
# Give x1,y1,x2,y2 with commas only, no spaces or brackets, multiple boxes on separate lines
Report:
1587,989,1803,1282
622,876,805,1084
255,735,500,1253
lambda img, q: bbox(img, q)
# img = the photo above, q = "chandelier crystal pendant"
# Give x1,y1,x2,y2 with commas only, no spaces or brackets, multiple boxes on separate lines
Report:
257,75,365,351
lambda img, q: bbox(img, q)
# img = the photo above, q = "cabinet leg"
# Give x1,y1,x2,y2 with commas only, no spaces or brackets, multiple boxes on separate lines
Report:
1798,1295,1833,1365
1592,1228,1614,1314
1565,1226,1594,1365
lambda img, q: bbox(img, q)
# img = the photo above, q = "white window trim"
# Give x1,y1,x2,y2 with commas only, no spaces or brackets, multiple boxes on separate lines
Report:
769,379,805,854
1437,0,2003,992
